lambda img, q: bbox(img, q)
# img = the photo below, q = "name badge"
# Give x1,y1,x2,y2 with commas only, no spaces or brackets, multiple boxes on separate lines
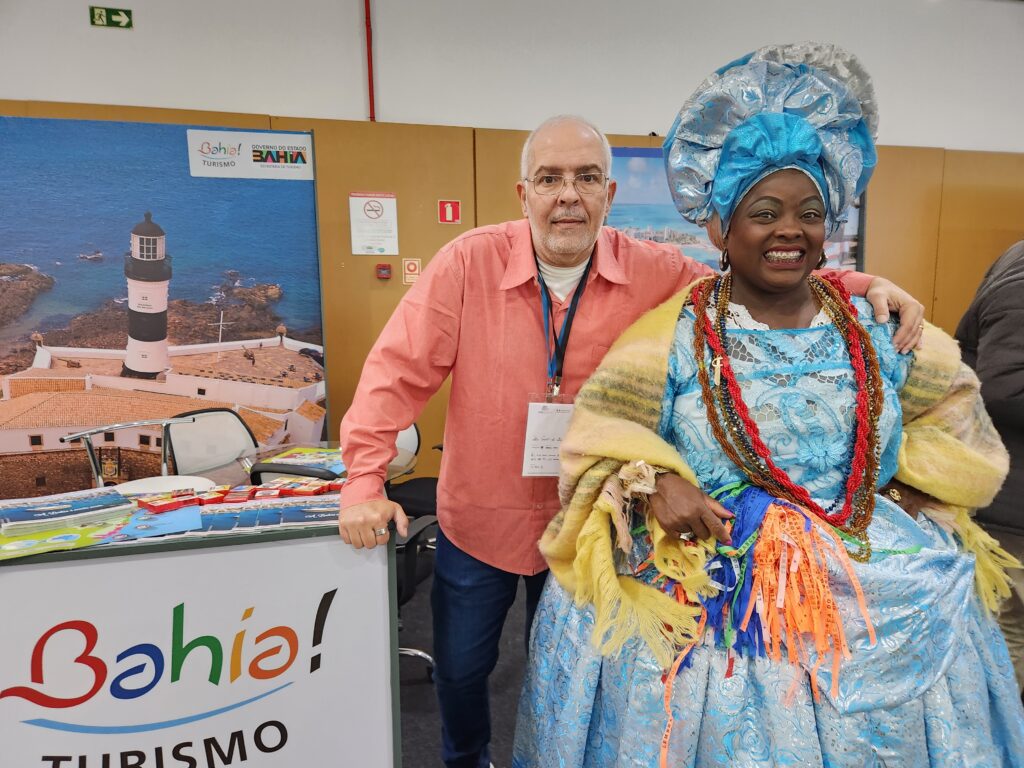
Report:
522,399,574,477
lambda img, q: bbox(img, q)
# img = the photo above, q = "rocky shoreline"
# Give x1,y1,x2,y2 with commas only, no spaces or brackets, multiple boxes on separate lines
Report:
0,264,55,329
0,271,322,376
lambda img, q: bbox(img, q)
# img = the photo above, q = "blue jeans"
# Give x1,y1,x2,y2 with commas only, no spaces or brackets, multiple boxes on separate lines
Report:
431,528,548,768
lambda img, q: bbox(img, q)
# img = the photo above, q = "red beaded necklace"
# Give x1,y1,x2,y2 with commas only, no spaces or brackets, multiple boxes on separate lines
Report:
690,273,885,558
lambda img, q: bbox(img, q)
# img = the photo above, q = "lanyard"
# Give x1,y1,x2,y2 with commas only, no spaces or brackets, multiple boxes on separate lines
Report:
537,257,593,396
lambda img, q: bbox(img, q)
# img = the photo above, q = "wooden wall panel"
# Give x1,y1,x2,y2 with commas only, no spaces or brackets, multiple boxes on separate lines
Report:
0,100,269,128
931,150,1024,333
271,117,476,478
474,128,529,227
862,146,946,321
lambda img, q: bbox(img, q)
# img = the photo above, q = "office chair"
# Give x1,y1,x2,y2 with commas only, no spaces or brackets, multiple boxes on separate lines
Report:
386,423,440,521
165,408,259,475
249,463,337,484
247,423,420,485
395,422,421,457
396,513,438,677
388,424,441,675
61,408,258,488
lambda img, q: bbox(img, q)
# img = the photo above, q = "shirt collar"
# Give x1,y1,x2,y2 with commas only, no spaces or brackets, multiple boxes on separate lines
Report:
499,221,630,291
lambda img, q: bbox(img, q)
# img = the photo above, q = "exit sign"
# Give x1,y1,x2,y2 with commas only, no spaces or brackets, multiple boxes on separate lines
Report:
89,6,133,29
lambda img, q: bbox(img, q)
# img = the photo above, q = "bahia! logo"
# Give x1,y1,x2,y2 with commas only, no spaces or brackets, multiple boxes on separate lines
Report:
1,589,337,767
196,141,243,168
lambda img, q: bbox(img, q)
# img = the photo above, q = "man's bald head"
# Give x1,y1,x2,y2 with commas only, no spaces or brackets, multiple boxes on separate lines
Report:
520,115,612,179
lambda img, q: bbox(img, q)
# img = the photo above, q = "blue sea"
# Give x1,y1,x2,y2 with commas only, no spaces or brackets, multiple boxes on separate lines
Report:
0,118,322,345
607,203,719,270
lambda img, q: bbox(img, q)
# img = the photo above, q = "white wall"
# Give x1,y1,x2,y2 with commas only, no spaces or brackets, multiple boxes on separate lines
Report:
1,0,1022,151
0,425,160,453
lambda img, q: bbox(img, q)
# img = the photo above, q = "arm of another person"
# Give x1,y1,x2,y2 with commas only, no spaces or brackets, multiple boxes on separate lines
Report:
893,300,1024,518
338,251,463,549
819,270,925,353
974,303,1024,431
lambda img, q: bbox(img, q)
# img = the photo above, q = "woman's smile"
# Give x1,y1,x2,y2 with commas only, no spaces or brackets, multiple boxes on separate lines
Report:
763,247,806,268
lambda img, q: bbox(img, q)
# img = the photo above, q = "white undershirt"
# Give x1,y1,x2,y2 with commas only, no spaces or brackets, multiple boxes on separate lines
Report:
537,257,591,301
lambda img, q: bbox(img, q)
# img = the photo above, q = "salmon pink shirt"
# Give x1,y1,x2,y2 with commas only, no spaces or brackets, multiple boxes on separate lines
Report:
340,219,872,575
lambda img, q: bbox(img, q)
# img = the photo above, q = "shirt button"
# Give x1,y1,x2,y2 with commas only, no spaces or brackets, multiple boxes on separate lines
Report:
534,503,544,510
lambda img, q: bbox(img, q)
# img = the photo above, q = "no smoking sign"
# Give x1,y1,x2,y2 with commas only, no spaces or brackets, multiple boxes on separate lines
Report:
402,258,421,285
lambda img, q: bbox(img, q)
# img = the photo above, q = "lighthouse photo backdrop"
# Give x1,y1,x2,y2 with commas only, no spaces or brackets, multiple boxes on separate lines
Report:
0,116,324,499
0,118,321,356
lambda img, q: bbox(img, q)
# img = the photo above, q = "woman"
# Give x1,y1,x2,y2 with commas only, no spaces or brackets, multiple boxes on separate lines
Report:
513,44,1024,767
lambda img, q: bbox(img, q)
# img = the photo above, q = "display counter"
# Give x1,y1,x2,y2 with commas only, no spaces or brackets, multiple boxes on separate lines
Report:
0,451,411,767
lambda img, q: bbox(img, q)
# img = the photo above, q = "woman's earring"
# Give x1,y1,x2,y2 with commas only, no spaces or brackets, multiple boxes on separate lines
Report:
719,250,730,271
817,252,828,269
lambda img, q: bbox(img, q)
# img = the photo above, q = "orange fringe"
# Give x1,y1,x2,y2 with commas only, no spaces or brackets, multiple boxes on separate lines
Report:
745,501,875,701
659,611,706,768
657,502,876,766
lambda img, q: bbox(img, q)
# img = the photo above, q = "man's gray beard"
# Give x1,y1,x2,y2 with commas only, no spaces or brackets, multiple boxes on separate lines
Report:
541,231,592,256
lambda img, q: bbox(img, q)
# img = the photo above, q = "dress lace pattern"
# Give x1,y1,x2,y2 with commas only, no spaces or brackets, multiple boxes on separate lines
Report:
660,299,905,511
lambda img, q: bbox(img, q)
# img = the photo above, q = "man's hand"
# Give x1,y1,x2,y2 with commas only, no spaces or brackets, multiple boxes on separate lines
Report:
865,277,925,354
648,472,733,545
338,498,409,549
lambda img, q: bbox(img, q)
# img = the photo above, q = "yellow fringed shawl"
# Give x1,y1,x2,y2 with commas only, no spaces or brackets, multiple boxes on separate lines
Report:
896,322,1017,611
541,278,1016,667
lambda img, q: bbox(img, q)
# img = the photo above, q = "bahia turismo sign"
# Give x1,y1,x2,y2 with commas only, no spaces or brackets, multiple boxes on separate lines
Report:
0,537,395,767
186,130,314,181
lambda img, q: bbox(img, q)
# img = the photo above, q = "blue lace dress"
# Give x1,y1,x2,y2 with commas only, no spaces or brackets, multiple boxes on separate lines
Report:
513,298,1024,768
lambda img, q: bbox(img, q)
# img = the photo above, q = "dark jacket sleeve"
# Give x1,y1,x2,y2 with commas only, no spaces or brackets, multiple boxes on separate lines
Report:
975,298,1024,431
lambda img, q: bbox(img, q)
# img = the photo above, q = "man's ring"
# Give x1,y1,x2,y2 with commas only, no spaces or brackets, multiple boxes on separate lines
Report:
374,527,388,537
918,323,924,330
678,531,694,542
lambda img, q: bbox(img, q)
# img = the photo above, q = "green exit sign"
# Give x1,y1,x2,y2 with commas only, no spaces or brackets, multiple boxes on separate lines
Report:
89,6,133,29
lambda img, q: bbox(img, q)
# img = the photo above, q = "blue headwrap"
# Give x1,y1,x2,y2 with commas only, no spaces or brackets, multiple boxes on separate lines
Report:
664,43,878,237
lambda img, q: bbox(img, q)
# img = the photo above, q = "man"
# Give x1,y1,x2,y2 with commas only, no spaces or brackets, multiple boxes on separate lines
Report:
338,115,924,768
956,240,1024,692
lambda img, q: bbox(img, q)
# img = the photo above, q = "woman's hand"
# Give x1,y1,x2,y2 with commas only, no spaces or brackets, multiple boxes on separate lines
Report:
879,479,935,520
649,472,733,545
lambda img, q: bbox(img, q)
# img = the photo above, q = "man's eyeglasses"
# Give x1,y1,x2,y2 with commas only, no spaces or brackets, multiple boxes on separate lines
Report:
524,172,608,196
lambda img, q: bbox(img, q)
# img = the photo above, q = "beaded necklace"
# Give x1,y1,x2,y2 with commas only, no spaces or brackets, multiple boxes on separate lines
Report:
690,273,885,560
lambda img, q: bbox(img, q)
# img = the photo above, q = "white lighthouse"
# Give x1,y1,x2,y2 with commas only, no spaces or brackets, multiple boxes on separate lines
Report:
122,212,172,379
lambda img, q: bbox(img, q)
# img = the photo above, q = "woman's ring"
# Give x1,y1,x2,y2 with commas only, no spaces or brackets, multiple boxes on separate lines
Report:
374,527,388,537
886,488,902,503
678,531,694,542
